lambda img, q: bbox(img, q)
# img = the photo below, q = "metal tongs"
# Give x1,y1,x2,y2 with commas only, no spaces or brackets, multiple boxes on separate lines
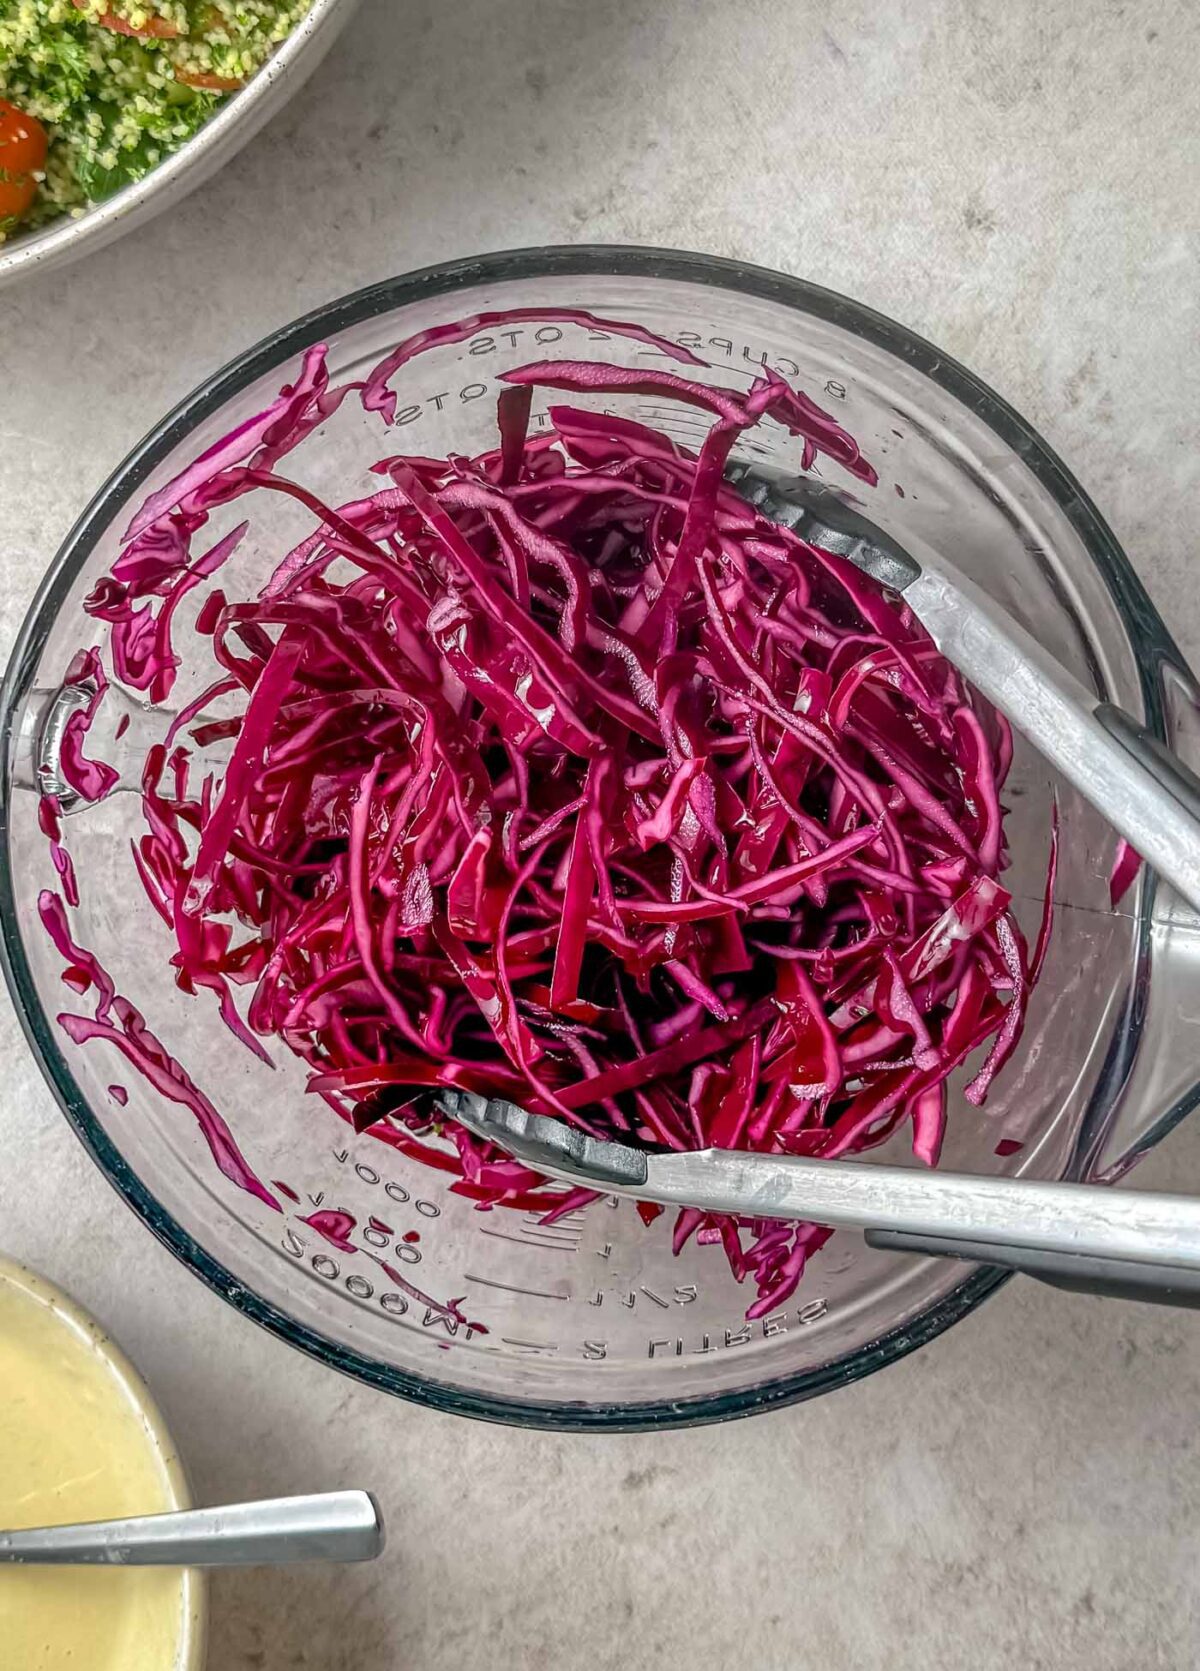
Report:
442,1091,1200,1310
732,467,1200,916
439,476,1200,1312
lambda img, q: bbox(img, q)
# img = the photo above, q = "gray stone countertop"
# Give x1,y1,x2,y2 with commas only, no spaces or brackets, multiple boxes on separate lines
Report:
1,2,1198,1665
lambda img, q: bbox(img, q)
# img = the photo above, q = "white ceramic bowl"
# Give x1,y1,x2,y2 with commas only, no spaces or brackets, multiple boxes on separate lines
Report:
0,0,361,292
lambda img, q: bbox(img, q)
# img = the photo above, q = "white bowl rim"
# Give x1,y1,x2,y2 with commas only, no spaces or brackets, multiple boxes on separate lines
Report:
0,0,360,291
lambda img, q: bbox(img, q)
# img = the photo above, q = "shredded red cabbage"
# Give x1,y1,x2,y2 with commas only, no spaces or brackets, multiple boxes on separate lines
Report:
1109,837,1141,907
43,316,1050,1320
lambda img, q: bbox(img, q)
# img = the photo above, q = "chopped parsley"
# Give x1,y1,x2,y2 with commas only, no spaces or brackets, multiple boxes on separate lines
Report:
0,1,309,237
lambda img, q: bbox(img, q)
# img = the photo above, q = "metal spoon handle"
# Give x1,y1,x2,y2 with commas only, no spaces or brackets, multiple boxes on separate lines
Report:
0,1490,385,1567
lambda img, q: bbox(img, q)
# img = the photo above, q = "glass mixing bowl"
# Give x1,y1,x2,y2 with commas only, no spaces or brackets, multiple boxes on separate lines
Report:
6,247,1200,1430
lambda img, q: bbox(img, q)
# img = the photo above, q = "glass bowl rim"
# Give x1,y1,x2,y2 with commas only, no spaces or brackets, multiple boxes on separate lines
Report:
0,243,1174,1431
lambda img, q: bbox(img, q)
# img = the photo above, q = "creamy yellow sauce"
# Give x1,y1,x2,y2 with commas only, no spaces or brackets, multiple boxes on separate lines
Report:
0,1264,192,1670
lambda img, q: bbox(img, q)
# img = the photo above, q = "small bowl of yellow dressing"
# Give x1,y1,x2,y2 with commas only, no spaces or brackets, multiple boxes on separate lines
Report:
0,1257,205,1670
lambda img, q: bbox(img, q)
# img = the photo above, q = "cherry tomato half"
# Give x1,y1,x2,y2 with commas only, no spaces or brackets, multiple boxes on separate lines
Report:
174,68,244,91
0,100,48,225
174,6,246,93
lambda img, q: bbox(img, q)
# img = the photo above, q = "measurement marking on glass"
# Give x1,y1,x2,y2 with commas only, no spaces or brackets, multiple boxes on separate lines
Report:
511,1221,580,1248
633,406,710,434
501,1337,560,1353
464,1274,570,1302
521,1224,581,1243
531,1210,586,1228
479,1227,576,1253
523,1209,584,1231
516,1222,581,1246
636,401,709,420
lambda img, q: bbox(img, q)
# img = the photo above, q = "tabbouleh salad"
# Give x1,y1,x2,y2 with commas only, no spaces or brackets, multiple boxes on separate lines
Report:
0,1,310,239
